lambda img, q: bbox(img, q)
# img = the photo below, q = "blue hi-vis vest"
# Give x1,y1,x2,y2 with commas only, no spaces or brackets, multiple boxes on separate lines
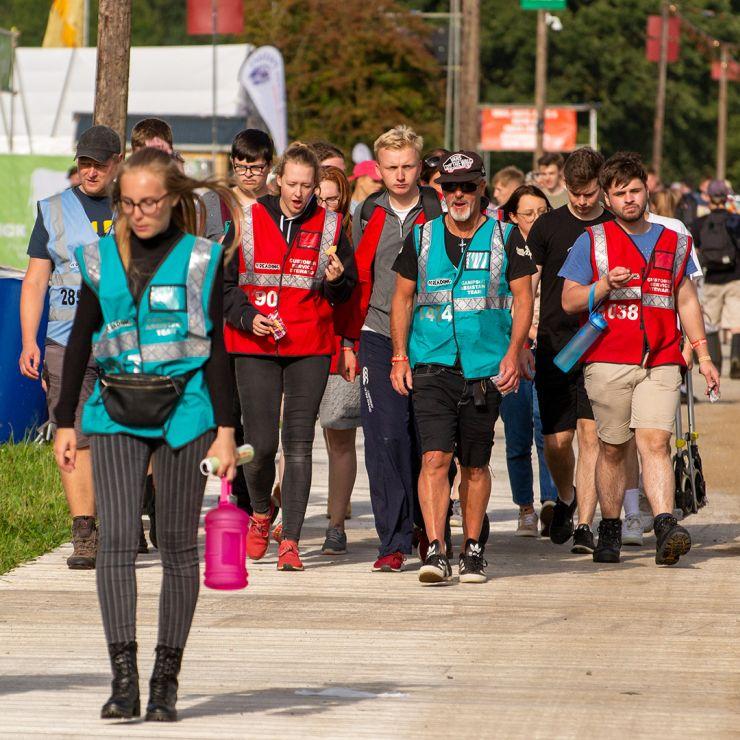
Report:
408,216,514,380
39,188,102,346
76,233,223,449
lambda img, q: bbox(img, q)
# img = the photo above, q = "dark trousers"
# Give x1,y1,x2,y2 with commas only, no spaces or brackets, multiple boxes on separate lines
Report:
234,354,330,542
359,331,420,557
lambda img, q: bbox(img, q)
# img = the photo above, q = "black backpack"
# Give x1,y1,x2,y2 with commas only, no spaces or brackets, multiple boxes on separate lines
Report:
359,185,443,229
698,210,737,271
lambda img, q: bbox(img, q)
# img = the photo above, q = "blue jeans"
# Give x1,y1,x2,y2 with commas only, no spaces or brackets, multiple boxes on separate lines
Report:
500,379,557,507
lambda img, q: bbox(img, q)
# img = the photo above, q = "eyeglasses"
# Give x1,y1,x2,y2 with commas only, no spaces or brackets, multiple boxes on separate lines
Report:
515,208,549,221
119,193,170,216
232,162,267,176
424,155,443,169
316,195,341,208
441,181,479,194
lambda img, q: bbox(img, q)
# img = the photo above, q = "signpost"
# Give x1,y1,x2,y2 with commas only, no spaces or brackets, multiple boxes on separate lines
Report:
520,1,565,9
479,106,578,152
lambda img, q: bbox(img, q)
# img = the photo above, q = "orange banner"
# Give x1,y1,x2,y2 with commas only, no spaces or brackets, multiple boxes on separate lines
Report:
480,107,577,152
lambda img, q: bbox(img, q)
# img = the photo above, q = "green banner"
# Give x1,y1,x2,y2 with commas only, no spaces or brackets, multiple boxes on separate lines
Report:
0,33,12,92
0,155,73,270
521,0,566,9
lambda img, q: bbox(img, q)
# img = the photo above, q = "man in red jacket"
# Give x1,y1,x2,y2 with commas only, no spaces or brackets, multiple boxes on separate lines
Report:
561,152,720,566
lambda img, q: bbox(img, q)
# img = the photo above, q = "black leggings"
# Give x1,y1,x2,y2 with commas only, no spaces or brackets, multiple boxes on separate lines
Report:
234,354,330,542
91,431,213,649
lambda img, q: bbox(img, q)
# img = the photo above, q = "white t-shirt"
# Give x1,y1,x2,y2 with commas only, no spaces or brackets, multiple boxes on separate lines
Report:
646,211,702,280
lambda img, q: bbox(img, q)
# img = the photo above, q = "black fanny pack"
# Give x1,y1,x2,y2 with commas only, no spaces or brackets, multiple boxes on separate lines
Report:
99,370,196,428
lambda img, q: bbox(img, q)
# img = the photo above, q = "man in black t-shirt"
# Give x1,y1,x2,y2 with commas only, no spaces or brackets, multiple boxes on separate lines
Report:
527,147,612,554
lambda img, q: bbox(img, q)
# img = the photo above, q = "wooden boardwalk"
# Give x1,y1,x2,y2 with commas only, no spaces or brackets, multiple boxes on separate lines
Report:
1,371,739,738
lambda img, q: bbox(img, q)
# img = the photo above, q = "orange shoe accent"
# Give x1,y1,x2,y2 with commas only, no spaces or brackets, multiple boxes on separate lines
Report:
277,539,304,571
246,513,271,560
272,523,283,543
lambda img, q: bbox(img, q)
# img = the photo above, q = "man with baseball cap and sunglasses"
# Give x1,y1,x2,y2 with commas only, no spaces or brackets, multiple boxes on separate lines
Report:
390,151,536,584
19,124,121,570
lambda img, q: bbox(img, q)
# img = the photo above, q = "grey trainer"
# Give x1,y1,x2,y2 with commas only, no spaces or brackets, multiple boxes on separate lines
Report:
321,526,347,555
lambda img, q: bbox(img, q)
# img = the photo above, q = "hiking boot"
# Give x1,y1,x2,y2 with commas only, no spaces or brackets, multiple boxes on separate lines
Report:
654,514,691,566
277,539,304,571
516,508,538,537
145,645,183,722
539,500,555,537
373,551,405,572
571,524,595,554
549,496,577,545
593,519,622,563
458,539,488,584
101,641,140,719
246,509,272,560
321,526,347,555
67,516,97,570
419,540,452,585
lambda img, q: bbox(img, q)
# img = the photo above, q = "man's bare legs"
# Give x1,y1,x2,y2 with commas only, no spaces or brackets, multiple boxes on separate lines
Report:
634,429,674,516
61,447,95,516
595,438,629,518
458,466,491,542
543,429,576,504
324,428,357,529
418,450,454,544
574,418,598,526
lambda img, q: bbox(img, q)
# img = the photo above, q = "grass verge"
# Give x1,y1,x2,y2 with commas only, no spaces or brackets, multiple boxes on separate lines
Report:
0,441,68,574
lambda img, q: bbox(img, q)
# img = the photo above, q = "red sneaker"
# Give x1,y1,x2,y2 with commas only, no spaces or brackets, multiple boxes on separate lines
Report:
277,539,304,571
272,522,283,543
246,511,272,560
372,551,406,572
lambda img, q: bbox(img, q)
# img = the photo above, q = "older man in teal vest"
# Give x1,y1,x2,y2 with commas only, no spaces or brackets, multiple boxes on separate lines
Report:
19,125,121,569
390,151,536,585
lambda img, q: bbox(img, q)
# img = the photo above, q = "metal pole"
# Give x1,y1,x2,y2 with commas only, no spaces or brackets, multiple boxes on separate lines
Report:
211,0,218,173
460,0,480,151
15,47,32,152
444,0,453,150
452,0,461,151
589,106,597,150
83,0,90,46
716,44,728,181
533,10,548,168
651,0,670,178
9,28,16,152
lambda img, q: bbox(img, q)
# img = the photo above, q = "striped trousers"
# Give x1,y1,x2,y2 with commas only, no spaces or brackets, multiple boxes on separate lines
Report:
90,431,214,648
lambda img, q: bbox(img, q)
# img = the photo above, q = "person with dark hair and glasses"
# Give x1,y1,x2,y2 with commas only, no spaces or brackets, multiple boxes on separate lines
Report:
420,149,450,196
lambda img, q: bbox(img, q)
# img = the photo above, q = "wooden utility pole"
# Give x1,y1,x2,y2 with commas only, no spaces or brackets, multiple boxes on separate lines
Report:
93,0,132,147
533,9,548,168
459,0,480,151
651,0,670,178
716,43,728,181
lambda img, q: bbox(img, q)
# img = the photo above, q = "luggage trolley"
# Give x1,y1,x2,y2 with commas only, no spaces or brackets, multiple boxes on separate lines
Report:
673,370,708,516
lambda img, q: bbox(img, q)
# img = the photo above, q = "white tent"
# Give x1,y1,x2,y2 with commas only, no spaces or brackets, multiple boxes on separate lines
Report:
0,44,251,154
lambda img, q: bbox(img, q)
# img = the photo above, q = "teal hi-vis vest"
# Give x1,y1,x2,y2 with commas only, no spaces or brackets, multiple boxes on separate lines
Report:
408,216,514,380
39,188,102,346
76,233,223,449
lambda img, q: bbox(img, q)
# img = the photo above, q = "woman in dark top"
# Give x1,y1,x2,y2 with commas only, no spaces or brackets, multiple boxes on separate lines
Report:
54,147,239,723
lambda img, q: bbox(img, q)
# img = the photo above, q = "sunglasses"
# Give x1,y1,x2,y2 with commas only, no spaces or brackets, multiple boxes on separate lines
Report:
440,181,479,194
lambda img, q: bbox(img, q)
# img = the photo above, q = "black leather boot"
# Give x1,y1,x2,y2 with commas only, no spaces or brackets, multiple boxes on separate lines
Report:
145,645,183,722
101,641,140,719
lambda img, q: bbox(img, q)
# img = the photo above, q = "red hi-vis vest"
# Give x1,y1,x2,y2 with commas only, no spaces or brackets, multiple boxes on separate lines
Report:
224,202,342,356
581,220,692,367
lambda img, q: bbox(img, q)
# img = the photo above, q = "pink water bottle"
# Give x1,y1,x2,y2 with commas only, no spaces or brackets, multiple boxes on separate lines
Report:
204,477,249,590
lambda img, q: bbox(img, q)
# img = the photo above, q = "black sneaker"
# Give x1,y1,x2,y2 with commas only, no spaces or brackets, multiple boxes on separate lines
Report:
321,526,347,555
593,519,622,563
654,514,691,565
549,496,577,545
570,524,595,554
419,540,452,585
458,539,488,584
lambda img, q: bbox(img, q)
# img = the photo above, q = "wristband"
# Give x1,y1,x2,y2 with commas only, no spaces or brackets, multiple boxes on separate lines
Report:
391,355,409,364
341,346,355,352
690,338,707,349
697,355,712,364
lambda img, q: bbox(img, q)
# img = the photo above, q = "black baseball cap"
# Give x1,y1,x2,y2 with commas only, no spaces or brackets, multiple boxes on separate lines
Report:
437,150,486,184
75,125,122,163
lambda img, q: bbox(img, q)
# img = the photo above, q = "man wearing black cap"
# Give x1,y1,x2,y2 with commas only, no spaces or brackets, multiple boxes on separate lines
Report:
390,151,536,584
19,124,121,570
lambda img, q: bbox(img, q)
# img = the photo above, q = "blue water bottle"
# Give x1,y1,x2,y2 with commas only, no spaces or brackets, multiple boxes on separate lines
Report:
554,283,608,373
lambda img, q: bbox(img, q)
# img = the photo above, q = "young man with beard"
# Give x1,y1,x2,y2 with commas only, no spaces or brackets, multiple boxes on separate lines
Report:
527,147,609,553
390,152,535,584
561,152,718,565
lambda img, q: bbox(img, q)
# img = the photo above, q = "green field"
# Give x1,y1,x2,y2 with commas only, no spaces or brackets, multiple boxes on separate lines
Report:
0,442,69,574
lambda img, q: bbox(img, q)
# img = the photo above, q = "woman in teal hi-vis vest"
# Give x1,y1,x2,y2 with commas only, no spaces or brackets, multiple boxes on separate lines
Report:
53,147,242,723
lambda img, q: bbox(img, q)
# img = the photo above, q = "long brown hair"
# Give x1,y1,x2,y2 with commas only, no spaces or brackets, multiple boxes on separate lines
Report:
318,165,352,238
110,147,242,270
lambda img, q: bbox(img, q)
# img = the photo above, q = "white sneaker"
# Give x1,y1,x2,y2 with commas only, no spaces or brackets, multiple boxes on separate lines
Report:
450,499,463,528
638,492,654,533
622,513,643,546
515,509,538,537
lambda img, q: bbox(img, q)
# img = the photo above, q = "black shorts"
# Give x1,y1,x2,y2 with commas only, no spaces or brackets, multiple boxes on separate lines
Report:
412,365,501,468
534,350,594,435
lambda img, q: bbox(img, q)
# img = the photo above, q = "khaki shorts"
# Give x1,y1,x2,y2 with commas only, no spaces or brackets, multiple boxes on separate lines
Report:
583,363,681,445
42,343,98,448
701,280,740,330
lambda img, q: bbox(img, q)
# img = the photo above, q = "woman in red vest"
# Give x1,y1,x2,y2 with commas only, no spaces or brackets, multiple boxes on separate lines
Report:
224,142,357,571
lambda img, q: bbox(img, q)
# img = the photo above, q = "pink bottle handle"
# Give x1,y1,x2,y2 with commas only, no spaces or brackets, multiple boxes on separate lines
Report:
220,476,232,504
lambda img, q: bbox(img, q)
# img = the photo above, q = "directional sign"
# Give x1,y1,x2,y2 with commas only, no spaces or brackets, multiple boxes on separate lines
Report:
520,1,566,10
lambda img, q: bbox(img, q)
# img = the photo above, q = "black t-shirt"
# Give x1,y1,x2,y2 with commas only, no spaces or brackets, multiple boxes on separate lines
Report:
27,187,113,260
527,204,614,355
392,217,536,285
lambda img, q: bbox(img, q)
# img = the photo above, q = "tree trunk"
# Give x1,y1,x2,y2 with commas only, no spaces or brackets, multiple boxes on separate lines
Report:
93,0,132,149
459,0,479,151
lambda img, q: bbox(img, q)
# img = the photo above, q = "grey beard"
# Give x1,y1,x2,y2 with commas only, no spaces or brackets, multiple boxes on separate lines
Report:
449,205,472,222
